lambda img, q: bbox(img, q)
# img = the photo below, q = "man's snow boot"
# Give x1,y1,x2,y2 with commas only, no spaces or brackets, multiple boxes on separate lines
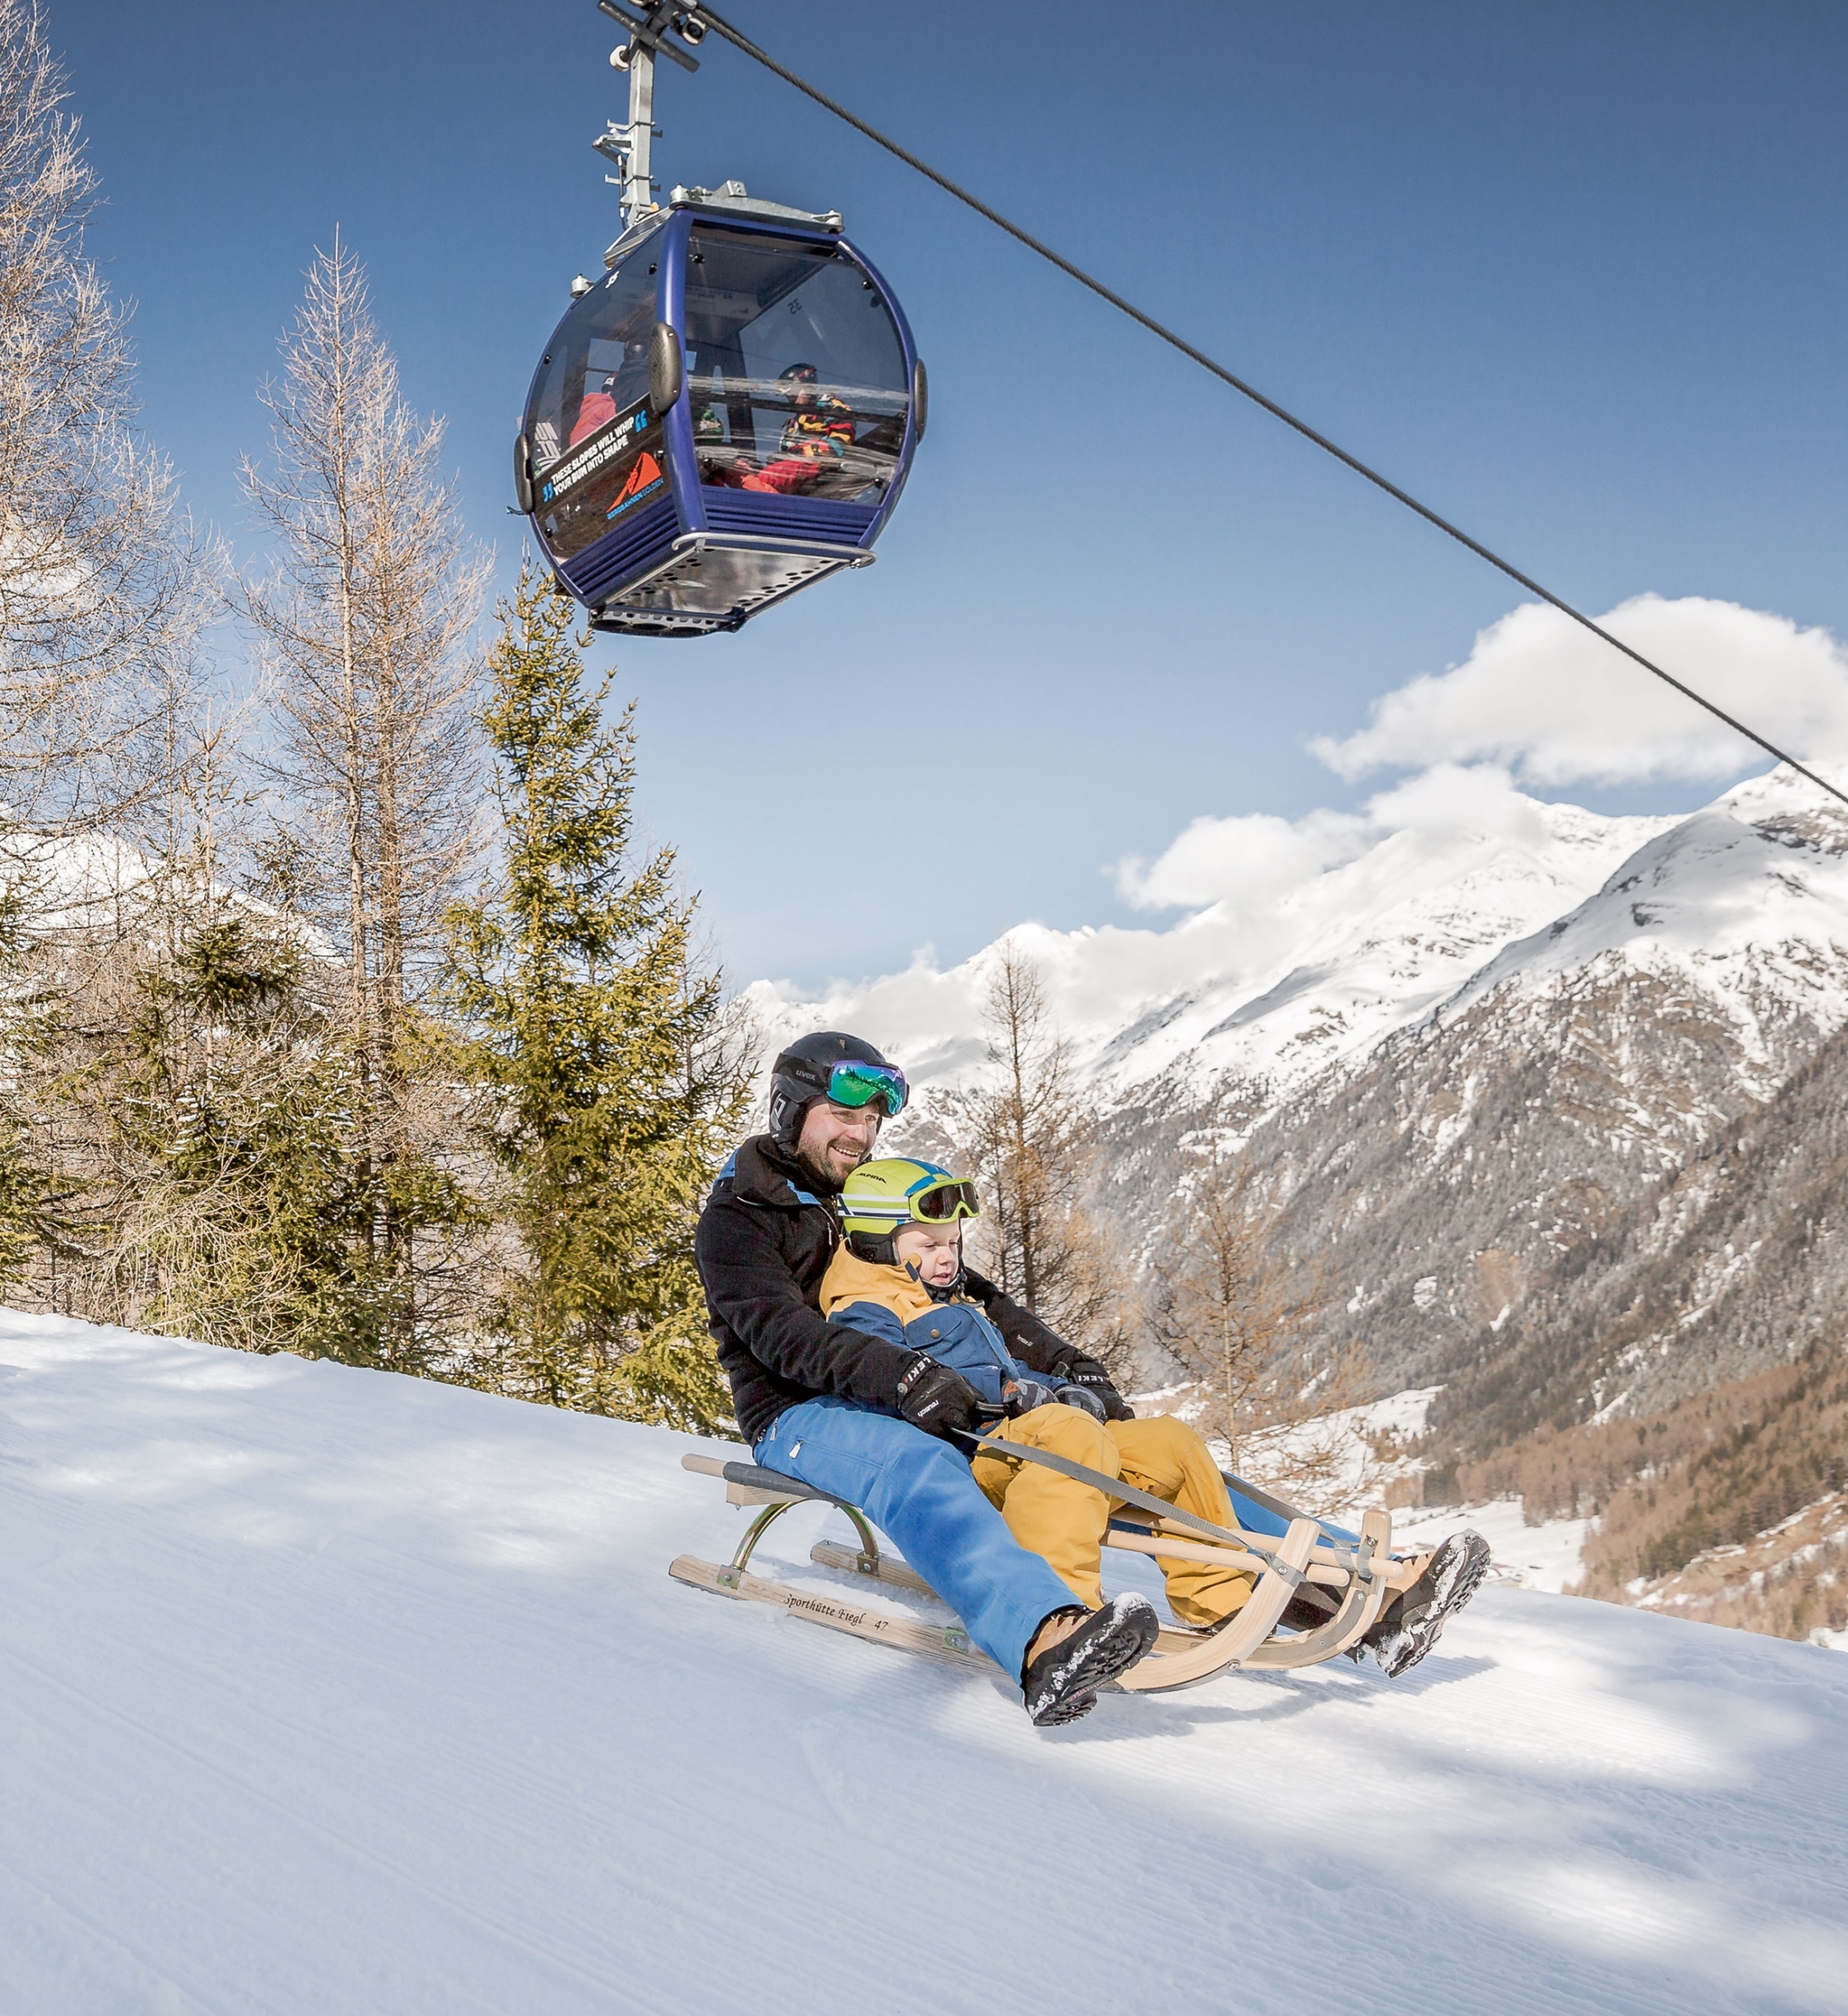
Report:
1364,1530,1492,1678
1022,1593,1159,1727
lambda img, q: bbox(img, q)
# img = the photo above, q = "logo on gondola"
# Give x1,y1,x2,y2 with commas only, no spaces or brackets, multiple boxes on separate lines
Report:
605,449,666,523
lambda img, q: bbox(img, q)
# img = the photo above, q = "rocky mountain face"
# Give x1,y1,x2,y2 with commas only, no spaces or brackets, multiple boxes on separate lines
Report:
1431,1009,1848,1451
1094,768,1848,1436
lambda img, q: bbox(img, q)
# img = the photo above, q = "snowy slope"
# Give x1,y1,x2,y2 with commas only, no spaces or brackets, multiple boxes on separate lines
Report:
6,1313,1848,2016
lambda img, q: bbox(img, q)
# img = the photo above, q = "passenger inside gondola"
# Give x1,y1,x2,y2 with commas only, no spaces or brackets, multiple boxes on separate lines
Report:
568,336,650,448
708,362,856,494
526,245,664,477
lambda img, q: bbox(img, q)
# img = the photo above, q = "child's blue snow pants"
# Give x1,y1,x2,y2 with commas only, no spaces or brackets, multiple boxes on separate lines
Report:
754,1397,1079,1684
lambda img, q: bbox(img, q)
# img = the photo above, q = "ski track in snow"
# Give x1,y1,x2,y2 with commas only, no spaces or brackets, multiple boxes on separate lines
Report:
4,1310,1847,2016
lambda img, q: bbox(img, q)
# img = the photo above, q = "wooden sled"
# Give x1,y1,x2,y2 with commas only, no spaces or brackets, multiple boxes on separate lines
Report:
670,1451,1398,1695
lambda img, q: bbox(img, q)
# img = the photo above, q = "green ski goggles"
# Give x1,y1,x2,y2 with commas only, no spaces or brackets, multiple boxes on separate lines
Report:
824,1060,909,1118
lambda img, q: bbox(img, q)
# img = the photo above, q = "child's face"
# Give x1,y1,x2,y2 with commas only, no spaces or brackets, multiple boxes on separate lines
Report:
893,1222,962,1287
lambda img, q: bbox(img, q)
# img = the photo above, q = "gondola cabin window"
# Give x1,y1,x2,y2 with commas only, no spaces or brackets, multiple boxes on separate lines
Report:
684,229,909,505
523,235,667,562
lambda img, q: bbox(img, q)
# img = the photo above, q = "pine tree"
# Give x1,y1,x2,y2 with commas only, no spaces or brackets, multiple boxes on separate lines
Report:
73,910,406,1357
445,564,746,1431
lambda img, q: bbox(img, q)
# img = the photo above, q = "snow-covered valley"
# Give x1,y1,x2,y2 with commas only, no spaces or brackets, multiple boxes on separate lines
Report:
5,1310,1847,2015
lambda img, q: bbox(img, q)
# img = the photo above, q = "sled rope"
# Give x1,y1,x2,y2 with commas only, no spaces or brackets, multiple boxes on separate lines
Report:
959,1430,1355,1586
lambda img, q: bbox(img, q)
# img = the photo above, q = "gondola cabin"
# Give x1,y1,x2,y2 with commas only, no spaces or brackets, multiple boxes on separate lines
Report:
517,185,924,637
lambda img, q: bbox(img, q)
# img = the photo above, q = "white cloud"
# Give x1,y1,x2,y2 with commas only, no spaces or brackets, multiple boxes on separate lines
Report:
1313,595,1848,787
1115,806,1367,911
1116,762,1544,914
1363,761,1550,845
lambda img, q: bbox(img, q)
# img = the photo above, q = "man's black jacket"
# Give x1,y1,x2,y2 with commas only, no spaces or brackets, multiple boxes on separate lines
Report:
696,1134,1080,1447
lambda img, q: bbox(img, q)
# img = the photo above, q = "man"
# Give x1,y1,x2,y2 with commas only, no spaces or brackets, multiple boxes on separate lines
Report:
699,364,857,494
696,1031,1157,1727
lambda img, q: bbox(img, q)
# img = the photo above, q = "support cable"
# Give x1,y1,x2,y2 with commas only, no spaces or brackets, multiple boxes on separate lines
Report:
691,2,1848,810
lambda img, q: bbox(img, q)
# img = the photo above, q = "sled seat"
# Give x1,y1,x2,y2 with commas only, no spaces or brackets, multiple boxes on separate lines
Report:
670,1450,1398,1691
683,1454,849,1509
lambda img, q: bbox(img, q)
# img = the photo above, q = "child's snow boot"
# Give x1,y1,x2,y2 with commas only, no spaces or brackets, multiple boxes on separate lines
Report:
1365,1531,1491,1678
1022,1593,1159,1727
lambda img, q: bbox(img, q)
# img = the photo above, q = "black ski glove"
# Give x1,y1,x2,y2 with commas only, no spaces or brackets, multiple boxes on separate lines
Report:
894,1356,987,1441
1061,1356,1134,1421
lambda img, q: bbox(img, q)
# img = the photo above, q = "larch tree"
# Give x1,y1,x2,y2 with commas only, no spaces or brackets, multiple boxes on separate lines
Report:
237,233,485,1366
0,0,217,1306
445,564,747,1432
1143,1122,1359,1500
0,0,207,838
939,939,1130,1368
1143,1148,1288,1464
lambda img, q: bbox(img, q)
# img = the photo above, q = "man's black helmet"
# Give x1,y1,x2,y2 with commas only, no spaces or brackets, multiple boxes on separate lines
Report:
768,1031,905,1153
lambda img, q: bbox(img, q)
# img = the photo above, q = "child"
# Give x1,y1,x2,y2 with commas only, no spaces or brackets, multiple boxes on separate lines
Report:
822,1157,1489,1674
823,1158,1262,1631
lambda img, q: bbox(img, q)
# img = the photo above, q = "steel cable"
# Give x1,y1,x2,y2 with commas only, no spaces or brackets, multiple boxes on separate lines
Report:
692,2,1848,810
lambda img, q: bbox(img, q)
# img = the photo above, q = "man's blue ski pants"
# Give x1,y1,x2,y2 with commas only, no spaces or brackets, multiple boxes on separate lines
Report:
754,1397,1079,1684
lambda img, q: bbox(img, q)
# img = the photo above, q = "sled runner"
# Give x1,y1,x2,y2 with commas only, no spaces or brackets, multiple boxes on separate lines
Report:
668,1439,1401,1693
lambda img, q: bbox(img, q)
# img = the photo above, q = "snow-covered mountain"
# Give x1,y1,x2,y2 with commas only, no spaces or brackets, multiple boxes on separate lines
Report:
1438,768,1848,1093
1086,799,1675,1102
755,764,1848,1431
749,765,1848,1135
5,1307,1846,2014
1124,770,1848,1414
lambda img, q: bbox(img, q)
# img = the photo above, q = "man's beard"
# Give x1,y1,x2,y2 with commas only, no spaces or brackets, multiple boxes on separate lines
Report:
796,1136,868,1191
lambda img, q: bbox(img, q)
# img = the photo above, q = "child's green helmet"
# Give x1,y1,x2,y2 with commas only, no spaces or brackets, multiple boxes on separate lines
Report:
840,1157,980,1265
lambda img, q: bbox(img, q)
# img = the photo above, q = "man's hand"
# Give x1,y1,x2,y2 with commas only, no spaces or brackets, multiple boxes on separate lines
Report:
1001,1377,1059,1418
1055,1381,1108,1422
1060,1356,1134,1421
894,1356,986,1440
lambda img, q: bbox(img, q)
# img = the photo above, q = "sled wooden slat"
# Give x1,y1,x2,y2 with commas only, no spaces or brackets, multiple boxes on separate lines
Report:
1109,1522,1351,1587
1102,1529,1270,1578
1105,1521,1352,1587
669,1554,995,1672
726,1481,804,1506
808,1539,939,1597
681,1451,847,1511
1244,1507,1394,1669
1114,1517,1322,1693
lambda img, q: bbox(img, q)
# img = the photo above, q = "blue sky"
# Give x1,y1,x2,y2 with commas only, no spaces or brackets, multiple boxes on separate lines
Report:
54,0,1848,989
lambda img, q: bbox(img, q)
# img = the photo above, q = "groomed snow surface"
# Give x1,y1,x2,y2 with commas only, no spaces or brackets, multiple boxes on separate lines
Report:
5,1313,1846,2016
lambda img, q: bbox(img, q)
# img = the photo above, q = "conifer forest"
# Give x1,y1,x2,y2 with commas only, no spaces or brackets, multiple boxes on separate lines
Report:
0,7,747,1431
